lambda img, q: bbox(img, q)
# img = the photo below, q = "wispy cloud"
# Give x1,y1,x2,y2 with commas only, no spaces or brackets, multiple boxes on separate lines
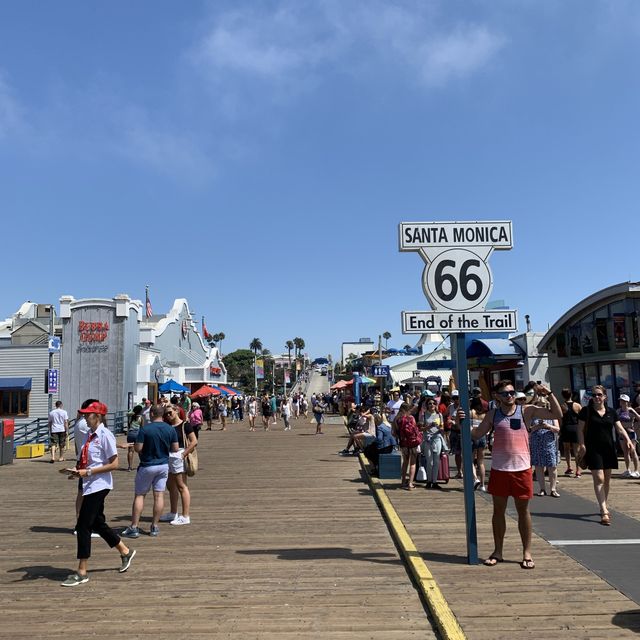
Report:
0,71,27,139
191,1,507,92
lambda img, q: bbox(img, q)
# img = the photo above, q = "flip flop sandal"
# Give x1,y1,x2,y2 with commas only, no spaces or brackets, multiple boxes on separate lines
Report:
520,559,535,569
483,556,503,567
600,513,611,526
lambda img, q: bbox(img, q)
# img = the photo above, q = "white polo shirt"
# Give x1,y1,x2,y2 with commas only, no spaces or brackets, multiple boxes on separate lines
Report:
80,424,118,496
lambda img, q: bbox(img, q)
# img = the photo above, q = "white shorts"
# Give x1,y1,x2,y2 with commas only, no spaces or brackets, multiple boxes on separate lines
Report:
169,450,185,475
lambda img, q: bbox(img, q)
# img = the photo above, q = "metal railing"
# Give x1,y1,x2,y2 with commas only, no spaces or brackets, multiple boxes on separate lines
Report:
12,411,129,450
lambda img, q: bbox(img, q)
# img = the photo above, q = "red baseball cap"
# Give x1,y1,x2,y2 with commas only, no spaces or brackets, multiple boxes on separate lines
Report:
78,401,108,415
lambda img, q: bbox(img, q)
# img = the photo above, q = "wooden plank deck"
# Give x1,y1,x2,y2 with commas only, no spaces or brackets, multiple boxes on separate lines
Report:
377,464,640,640
0,418,436,640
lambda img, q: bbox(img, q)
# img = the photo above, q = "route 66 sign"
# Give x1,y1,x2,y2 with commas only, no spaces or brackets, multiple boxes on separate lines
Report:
399,221,517,333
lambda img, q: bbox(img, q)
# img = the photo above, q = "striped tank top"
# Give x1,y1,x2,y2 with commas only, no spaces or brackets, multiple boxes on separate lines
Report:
491,404,530,472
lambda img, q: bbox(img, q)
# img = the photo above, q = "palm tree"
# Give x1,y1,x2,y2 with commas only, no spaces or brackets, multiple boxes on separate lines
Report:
249,338,262,355
217,331,226,356
285,340,294,367
261,348,271,356
383,331,391,350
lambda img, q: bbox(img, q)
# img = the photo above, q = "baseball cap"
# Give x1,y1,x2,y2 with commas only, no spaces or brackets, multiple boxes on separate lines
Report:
451,390,459,397
515,392,527,400
620,394,630,402
78,401,108,415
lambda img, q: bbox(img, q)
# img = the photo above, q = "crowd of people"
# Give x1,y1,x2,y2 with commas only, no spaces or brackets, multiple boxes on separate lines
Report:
337,379,640,569
51,376,640,583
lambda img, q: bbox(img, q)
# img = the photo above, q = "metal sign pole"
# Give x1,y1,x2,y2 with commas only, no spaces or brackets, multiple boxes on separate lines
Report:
456,332,478,565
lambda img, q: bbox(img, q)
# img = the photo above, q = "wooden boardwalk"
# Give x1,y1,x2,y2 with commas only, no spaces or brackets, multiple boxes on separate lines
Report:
0,417,436,640
376,464,640,639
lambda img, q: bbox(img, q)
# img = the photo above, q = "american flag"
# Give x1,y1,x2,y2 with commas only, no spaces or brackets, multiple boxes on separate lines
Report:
202,318,211,339
145,287,153,318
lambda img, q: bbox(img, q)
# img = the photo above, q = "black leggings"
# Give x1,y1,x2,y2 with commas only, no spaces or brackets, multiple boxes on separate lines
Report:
76,489,121,559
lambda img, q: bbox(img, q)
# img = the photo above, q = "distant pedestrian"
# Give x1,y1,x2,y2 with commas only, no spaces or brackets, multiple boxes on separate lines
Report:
393,403,422,490
617,394,640,478
61,402,136,587
261,394,272,430
577,386,634,525
48,400,69,463
281,396,292,431
248,396,257,431
188,402,203,440
313,397,327,434
560,388,582,478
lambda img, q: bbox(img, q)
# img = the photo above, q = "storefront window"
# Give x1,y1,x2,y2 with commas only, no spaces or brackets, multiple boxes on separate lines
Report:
585,364,598,389
632,312,640,348
568,325,581,356
581,320,594,354
599,364,614,389
0,390,29,416
614,363,631,394
571,366,585,392
556,332,567,357
595,318,609,351
613,314,627,349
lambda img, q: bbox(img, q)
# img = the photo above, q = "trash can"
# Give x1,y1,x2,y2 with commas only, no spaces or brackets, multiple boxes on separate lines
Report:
0,419,15,465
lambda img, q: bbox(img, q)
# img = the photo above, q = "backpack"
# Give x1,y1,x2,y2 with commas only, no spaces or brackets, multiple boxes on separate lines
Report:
397,415,423,448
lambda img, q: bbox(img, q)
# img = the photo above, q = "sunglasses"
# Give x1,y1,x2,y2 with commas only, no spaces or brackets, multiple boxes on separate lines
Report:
592,393,604,398
498,390,516,398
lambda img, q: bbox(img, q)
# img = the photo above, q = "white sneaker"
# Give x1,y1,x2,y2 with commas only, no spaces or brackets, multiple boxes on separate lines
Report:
621,470,632,478
632,471,640,479
159,512,177,522
479,485,487,492
170,515,190,526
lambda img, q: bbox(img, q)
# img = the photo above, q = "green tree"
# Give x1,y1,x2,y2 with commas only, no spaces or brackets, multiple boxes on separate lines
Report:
249,338,263,355
285,340,294,367
383,331,391,350
223,349,256,392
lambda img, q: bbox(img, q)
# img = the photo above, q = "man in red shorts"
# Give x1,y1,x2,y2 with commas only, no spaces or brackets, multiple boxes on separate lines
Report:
469,379,562,569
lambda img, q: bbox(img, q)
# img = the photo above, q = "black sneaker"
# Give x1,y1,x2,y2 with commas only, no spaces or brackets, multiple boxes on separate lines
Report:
119,549,136,573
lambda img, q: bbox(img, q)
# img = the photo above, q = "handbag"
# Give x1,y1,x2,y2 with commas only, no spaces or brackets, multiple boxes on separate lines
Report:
180,423,198,477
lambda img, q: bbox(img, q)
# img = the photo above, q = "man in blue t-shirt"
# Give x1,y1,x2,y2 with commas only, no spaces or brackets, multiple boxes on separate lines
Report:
122,404,178,538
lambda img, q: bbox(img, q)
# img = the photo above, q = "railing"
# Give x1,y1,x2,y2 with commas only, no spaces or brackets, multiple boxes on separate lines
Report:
12,411,129,449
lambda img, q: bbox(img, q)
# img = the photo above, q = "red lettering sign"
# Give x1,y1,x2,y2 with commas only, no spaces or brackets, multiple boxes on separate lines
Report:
78,320,110,343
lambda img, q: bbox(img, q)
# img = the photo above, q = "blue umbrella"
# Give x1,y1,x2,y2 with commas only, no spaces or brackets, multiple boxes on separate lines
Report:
158,379,189,393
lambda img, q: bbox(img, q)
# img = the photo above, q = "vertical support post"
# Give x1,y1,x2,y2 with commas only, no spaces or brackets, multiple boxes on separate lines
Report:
48,305,54,415
456,332,478,565
254,354,258,397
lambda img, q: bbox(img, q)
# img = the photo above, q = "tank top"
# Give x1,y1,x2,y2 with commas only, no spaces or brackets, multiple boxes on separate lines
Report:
617,408,632,429
562,403,579,427
491,404,530,472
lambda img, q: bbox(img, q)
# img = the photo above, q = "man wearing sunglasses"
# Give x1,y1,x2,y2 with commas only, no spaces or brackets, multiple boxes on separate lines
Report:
463,379,562,570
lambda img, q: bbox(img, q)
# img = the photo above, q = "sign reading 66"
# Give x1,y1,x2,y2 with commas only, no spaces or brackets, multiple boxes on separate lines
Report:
423,248,493,312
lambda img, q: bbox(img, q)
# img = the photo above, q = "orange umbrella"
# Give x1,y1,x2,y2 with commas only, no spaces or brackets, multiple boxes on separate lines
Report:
190,385,221,399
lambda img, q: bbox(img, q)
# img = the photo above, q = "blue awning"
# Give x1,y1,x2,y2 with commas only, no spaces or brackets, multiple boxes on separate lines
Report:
467,339,524,359
0,377,32,391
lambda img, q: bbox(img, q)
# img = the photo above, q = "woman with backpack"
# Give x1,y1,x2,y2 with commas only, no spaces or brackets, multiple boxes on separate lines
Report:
393,402,423,490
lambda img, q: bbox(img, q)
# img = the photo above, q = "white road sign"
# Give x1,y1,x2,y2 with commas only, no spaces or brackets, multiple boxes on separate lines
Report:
402,310,518,334
399,220,512,251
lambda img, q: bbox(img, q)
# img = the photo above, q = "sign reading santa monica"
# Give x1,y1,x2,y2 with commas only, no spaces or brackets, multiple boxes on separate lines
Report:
399,220,518,333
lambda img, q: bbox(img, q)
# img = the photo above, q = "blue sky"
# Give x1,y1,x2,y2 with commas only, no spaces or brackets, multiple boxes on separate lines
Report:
1,1,639,360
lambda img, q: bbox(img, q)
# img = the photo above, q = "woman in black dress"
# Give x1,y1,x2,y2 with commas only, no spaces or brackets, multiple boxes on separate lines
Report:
577,385,634,525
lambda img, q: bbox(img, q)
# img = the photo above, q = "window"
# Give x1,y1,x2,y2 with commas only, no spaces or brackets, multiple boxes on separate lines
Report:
571,365,585,392
614,363,631,394
0,390,29,416
585,364,598,389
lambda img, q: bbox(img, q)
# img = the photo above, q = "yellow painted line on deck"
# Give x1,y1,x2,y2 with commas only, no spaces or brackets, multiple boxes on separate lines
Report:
360,454,467,640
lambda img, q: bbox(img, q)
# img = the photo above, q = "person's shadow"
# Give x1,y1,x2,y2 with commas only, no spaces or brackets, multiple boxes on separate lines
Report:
7,565,111,582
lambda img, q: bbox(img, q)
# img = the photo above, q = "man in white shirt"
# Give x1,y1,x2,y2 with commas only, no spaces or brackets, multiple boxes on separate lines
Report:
386,391,403,423
48,401,69,463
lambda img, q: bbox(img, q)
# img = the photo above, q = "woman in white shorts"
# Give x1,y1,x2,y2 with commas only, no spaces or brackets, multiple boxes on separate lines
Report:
247,396,257,431
159,406,197,526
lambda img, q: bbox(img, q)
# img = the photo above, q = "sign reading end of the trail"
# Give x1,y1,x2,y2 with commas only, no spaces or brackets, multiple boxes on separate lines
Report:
402,310,518,333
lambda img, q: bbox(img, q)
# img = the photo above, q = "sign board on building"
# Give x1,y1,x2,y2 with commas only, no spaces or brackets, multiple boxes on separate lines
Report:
45,368,59,394
48,336,61,353
372,365,390,377
402,310,518,333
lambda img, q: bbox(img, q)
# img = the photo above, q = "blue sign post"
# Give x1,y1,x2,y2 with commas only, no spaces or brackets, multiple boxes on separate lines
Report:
399,220,518,565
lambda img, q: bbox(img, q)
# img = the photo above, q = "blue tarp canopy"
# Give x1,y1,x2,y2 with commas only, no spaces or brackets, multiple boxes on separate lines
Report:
209,384,229,396
158,379,189,393
0,377,32,391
